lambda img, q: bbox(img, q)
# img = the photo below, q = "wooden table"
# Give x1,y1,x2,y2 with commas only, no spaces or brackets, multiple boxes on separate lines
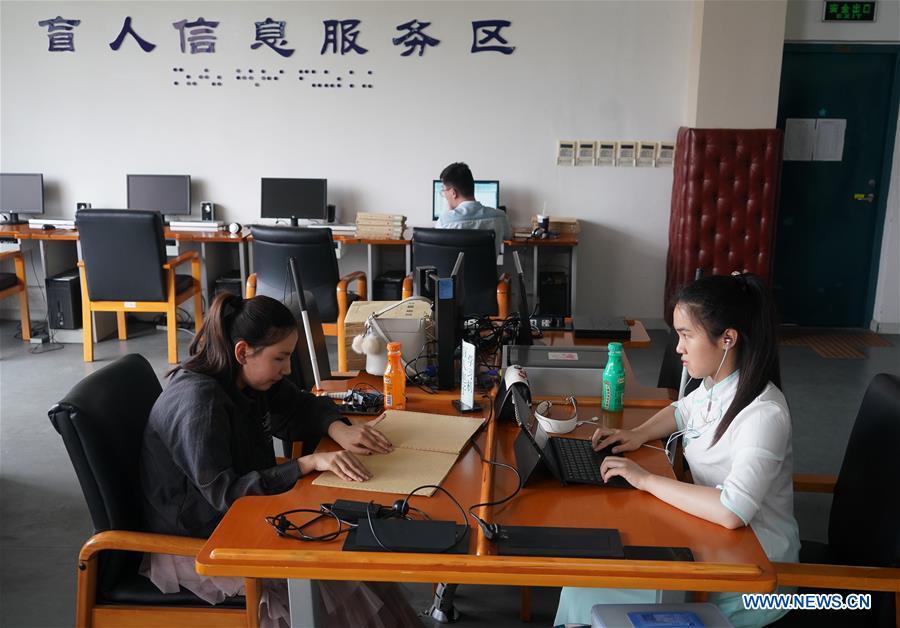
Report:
0,223,252,314
504,232,579,313
195,369,775,597
539,319,651,349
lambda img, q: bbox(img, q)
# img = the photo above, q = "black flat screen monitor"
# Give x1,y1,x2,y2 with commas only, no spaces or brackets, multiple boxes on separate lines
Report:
127,174,191,216
432,179,499,220
0,173,44,223
512,251,533,345
261,178,327,226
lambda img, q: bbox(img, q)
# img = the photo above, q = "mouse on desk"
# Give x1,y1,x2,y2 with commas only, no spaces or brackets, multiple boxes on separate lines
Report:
41,224,56,230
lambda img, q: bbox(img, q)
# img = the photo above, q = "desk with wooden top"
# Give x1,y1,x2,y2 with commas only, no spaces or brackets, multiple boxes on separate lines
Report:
504,231,579,312
0,224,251,332
195,343,776,622
327,232,579,309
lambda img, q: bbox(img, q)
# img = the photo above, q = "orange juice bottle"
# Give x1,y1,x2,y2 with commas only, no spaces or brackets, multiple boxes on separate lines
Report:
382,342,406,410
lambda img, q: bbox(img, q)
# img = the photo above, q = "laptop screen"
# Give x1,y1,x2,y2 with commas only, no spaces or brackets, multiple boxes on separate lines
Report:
511,385,549,450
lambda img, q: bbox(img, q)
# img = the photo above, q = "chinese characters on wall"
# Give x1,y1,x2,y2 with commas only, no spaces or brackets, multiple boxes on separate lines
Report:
36,15,516,56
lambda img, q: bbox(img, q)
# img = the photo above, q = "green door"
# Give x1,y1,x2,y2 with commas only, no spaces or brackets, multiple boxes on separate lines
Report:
774,45,898,327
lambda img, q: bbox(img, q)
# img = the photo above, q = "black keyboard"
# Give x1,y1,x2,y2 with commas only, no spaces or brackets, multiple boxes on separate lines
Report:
551,437,631,488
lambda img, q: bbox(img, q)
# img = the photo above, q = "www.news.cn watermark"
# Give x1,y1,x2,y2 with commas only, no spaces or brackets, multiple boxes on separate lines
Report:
742,592,872,611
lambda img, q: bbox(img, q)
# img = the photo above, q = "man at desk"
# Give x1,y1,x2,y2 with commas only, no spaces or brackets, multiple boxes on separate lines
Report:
435,162,511,255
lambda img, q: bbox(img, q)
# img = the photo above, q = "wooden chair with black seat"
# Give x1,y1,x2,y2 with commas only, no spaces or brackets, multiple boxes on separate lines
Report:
401,227,510,318
76,209,202,364
244,225,366,373
0,249,31,341
48,354,259,628
770,373,900,627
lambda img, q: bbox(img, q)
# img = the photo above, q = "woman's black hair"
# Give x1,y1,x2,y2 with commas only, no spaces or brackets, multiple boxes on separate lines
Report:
172,292,297,387
672,273,782,446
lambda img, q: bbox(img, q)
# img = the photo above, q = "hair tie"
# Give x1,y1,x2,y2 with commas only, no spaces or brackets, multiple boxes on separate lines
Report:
731,271,750,290
222,297,244,329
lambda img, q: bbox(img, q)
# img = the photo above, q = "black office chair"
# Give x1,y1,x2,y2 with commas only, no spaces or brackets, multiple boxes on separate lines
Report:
76,209,202,364
403,227,510,318
247,225,365,372
48,354,258,628
772,373,900,627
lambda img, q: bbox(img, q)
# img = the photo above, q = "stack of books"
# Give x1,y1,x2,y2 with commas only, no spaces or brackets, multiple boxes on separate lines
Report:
355,212,406,239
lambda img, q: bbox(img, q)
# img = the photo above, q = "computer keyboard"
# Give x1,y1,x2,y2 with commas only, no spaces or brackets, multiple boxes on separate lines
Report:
551,437,631,487
553,437,605,483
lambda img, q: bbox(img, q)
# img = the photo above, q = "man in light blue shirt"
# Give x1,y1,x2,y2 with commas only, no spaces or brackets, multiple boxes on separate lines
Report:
434,162,511,257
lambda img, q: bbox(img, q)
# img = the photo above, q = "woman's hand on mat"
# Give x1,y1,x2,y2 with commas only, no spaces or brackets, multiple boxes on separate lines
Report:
592,427,645,454
328,418,393,455
600,456,651,490
300,451,371,482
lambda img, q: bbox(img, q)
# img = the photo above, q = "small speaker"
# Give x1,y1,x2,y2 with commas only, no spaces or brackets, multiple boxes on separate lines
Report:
76,202,91,210
201,202,215,221
326,204,336,223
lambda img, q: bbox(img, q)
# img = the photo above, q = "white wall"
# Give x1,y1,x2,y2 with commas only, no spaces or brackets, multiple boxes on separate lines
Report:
693,0,787,127
784,0,900,328
0,1,808,327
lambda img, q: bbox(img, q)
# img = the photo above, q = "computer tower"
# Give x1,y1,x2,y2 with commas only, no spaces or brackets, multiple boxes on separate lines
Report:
46,268,82,329
538,271,569,317
214,270,243,297
374,270,405,301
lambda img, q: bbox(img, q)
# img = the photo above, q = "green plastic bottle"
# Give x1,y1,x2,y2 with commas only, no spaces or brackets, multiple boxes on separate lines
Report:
602,342,625,411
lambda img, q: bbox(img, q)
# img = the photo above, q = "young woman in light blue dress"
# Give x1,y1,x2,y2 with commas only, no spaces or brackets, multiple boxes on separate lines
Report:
556,273,800,628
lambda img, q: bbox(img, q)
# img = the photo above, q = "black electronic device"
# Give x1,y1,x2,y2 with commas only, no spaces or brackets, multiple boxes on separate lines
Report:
623,545,695,562
283,258,334,391
373,270,406,300
572,315,632,341
126,174,191,216
495,524,624,559
344,518,468,554
261,177,327,226
200,201,215,221
510,385,632,488
0,173,44,224
327,389,384,416
531,316,572,331
326,499,382,522
41,224,55,230
213,270,242,297
46,268,82,329
538,271,569,317
511,251,533,345
434,252,464,390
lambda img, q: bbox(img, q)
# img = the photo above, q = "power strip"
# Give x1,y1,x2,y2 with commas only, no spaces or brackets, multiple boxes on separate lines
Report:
29,335,50,345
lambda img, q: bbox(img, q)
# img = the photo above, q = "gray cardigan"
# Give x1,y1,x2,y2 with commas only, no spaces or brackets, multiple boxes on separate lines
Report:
139,367,345,537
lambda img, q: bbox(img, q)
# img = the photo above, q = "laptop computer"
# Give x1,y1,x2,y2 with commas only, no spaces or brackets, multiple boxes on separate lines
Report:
572,315,631,341
511,385,632,488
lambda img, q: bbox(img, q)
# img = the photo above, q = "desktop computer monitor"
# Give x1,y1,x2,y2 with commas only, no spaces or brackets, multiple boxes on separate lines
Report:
432,179,500,220
0,173,44,224
261,178,327,226
512,251,534,346
127,174,191,216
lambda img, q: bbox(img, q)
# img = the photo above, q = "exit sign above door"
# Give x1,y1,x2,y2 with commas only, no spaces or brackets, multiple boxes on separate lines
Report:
822,1,877,21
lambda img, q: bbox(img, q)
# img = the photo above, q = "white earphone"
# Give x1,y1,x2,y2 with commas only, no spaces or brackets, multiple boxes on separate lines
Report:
228,222,242,234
